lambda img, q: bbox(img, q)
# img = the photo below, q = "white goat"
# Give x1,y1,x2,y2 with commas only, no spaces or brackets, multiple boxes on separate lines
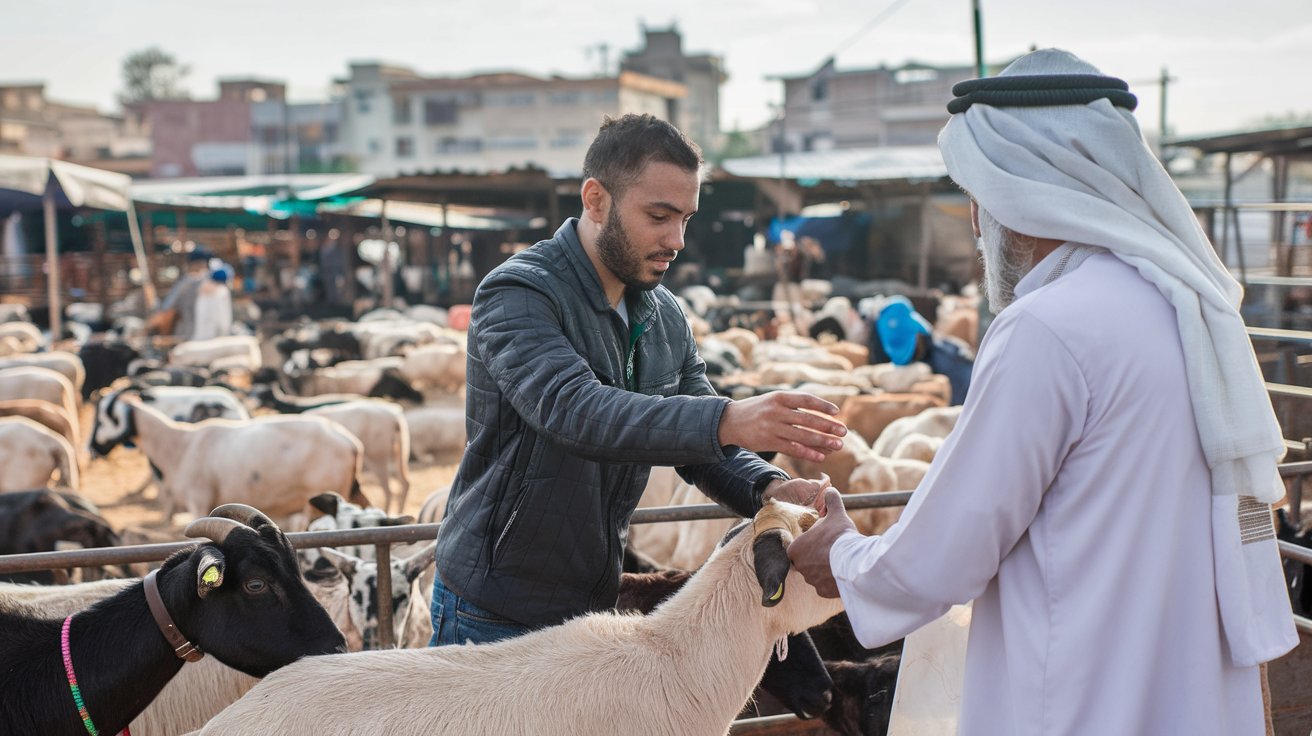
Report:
870,405,963,457
306,401,411,514
199,501,845,736
92,394,365,525
397,342,466,396
0,366,78,446
403,405,466,463
0,351,85,398
0,321,41,354
0,416,79,490
169,335,261,372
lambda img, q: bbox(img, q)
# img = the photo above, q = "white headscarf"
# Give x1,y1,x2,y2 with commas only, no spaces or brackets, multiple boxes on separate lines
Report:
939,48,1296,667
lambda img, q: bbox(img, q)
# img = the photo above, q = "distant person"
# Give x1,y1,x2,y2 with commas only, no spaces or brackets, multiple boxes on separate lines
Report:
191,262,234,341
153,249,210,338
319,228,347,306
869,295,974,405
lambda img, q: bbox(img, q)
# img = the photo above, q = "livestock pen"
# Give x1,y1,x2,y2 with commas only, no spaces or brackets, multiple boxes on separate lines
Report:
4,479,1312,734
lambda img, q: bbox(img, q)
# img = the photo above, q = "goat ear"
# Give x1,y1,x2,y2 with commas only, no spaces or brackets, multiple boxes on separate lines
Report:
196,546,227,598
309,492,343,518
318,546,359,578
402,540,437,582
752,530,791,607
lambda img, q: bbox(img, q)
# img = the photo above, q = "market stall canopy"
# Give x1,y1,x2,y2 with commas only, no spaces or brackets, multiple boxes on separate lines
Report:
0,154,133,215
131,173,375,216
719,145,948,185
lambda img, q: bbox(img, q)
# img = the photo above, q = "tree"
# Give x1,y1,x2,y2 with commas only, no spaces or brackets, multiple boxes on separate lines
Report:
119,47,191,106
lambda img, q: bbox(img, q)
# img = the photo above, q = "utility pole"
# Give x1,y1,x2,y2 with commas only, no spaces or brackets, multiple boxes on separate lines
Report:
777,104,787,220
973,0,985,77
1158,67,1176,158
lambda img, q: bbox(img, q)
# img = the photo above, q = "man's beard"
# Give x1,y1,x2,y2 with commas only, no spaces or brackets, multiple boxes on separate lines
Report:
595,206,668,292
978,207,1035,314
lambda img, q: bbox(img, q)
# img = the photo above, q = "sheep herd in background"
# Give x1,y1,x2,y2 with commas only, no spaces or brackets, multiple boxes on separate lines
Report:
0,289,984,735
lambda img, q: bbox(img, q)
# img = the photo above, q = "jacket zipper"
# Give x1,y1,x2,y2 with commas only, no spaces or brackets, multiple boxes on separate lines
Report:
491,492,527,565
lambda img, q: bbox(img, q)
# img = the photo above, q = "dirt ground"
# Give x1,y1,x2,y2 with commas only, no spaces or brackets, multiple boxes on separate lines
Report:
75,402,459,540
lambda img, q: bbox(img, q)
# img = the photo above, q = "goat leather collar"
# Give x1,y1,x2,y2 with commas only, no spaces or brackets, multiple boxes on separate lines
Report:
144,569,204,662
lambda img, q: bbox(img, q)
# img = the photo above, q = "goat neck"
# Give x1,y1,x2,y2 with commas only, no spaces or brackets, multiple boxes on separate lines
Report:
639,531,803,731
123,397,195,485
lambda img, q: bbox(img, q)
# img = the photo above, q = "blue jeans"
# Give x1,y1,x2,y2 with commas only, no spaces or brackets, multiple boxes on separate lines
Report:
429,575,532,647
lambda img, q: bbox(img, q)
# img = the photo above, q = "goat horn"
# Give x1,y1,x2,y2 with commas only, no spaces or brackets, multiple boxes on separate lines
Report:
208,503,274,530
184,517,248,544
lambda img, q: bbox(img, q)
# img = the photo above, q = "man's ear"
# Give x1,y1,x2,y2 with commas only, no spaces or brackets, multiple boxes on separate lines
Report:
969,198,981,239
581,177,610,226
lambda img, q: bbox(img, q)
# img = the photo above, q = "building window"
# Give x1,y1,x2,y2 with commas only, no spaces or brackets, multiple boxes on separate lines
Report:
894,68,939,84
435,137,482,154
395,136,414,157
355,91,371,114
811,79,828,102
368,138,381,154
548,129,586,149
393,96,412,124
487,133,537,150
485,91,536,107
424,98,458,125
548,91,582,106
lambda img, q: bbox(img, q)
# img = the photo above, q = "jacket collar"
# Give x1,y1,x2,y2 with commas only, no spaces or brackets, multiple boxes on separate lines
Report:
556,218,658,325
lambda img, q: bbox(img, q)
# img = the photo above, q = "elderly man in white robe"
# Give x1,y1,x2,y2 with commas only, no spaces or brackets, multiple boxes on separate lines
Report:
788,48,1297,736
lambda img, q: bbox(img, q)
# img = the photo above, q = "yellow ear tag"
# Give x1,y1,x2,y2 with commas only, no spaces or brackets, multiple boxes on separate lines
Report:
202,566,221,586
768,583,784,602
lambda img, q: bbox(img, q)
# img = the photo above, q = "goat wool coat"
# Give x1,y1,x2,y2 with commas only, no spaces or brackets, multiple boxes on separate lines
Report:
832,249,1282,736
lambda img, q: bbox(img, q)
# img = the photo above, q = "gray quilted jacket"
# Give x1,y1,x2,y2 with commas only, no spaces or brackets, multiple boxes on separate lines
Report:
434,219,786,627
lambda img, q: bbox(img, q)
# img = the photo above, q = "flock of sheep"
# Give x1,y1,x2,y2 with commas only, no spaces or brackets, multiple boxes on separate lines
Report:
0,288,977,735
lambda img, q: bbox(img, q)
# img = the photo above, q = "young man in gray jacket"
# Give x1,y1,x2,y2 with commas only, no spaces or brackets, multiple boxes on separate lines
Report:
431,114,847,644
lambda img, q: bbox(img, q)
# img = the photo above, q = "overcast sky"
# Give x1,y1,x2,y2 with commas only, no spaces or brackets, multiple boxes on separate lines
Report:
3,0,1308,138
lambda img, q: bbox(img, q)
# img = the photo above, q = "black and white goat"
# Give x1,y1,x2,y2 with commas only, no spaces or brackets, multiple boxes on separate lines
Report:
0,503,346,735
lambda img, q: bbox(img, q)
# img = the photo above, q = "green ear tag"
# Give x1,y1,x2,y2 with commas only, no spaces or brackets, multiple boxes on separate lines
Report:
202,566,221,585
768,583,784,602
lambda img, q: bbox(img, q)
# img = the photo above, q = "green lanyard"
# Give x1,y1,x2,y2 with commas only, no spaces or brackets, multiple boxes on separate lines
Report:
625,319,646,391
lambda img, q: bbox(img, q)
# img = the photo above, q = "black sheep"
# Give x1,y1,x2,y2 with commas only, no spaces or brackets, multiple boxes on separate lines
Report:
0,490,123,584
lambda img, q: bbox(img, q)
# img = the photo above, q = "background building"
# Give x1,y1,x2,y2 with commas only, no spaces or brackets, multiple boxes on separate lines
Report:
342,62,686,177
621,24,726,155
769,58,993,152
0,82,149,175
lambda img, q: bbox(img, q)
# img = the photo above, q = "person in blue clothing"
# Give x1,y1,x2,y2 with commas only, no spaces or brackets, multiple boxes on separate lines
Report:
871,295,974,405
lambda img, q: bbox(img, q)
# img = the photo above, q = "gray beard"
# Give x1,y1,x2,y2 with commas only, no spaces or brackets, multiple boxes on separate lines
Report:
978,208,1034,314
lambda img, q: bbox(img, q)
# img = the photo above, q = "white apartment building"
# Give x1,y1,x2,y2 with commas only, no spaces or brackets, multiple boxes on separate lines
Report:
342,63,687,177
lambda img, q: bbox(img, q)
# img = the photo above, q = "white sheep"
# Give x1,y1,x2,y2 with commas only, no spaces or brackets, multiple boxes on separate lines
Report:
169,335,262,372
0,416,79,490
0,366,78,446
397,342,466,397
403,405,466,464
199,501,845,736
870,405,963,457
91,394,365,525
0,321,42,354
0,351,85,398
889,432,944,463
306,401,412,514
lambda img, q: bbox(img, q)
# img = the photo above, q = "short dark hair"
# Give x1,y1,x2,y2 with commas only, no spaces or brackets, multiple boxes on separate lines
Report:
582,114,702,201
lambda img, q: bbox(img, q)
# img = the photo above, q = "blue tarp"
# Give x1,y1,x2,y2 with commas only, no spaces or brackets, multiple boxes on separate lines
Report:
768,212,872,254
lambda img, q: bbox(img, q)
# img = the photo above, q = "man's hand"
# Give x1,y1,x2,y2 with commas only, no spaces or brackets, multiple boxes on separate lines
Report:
762,473,832,508
719,391,847,463
787,488,858,599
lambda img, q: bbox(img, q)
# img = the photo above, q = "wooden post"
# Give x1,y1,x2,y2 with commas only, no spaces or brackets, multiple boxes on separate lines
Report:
142,210,158,308
92,216,110,312
917,184,932,291
381,199,394,308
177,209,188,245
43,189,61,339
289,214,303,308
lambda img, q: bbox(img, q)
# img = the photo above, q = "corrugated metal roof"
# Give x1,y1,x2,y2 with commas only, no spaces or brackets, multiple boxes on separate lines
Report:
719,145,948,184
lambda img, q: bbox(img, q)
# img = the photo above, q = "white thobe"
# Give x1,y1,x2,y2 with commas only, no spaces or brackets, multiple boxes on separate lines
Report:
831,247,1266,735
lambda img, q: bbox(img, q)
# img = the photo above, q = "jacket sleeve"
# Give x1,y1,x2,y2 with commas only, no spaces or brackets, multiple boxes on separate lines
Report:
672,319,789,519
474,275,730,467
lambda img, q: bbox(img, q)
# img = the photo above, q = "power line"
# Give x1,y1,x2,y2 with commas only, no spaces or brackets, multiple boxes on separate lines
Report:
831,0,918,59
